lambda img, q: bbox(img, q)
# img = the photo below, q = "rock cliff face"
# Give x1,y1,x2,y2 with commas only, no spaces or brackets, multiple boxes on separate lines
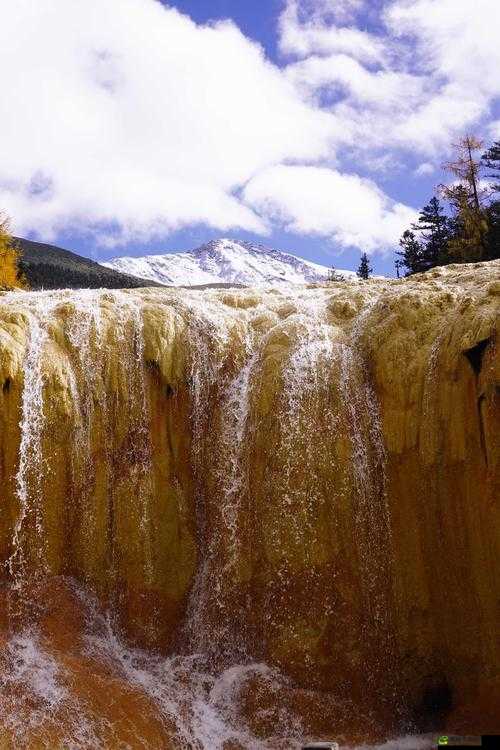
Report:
0,261,498,747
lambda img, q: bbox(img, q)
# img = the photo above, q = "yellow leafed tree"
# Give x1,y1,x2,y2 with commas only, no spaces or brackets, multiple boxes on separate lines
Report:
0,214,27,290
441,135,489,262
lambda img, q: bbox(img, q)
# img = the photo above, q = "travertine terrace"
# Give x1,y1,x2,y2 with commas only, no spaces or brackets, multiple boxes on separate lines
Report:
0,261,498,747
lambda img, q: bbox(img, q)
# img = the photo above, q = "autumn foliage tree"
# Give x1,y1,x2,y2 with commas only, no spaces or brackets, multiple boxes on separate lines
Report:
440,136,489,262
0,214,26,290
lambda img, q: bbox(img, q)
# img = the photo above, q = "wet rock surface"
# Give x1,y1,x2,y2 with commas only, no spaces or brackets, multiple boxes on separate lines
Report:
0,260,498,747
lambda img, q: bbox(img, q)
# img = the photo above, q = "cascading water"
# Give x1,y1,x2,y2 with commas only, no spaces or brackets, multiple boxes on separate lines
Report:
185,334,261,663
0,265,497,749
1,287,326,748
7,296,63,599
257,294,341,671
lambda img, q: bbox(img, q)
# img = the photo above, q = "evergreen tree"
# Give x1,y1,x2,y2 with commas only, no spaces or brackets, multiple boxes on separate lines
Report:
395,135,500,273
396,229,425,275
485,200,500,260
481,141,500,259
356,252,372,279
412,197,452,269
481,140,500,194
396,198,451,276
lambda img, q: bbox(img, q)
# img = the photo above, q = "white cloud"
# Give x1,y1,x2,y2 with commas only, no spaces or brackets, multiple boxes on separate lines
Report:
297,0,366,24
414,162,435,178
280,0,500,156
386,0,500,96
279,0,385,64
4,0,497,254
0,0,335,243
384,0,500,149
286,53,423,108
243,165,417,252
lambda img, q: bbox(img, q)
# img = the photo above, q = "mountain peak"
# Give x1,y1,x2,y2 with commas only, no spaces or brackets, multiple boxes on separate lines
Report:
102,239,355,287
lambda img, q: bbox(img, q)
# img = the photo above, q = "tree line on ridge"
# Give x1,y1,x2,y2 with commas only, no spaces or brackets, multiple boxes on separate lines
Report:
394,136,500,277
346,135,500,280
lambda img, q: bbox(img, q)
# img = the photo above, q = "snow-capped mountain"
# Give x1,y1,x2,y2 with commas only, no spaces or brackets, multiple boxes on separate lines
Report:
101,239,355,287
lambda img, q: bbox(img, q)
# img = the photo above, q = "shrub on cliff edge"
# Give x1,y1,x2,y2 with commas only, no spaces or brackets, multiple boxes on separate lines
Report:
0,215,27,290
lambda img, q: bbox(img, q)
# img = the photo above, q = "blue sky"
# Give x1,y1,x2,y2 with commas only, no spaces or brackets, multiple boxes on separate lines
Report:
171,0,282,58
1,0,500,276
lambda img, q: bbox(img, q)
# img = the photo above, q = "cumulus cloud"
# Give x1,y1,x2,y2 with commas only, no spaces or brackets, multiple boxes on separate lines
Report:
287,53,423,108
2,0,498,254
280,0,500,155
243,165,417,251
279,0,385,64
0,0,334,243
385,0,500,149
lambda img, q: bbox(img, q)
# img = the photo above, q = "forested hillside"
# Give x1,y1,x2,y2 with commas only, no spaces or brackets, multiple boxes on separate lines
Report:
14,237,162,290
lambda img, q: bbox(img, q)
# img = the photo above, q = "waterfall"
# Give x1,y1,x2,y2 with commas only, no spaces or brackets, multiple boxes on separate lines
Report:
5,290,157,605
8,295,60,599
0,265,497,749
185,335,261,663
0,285,401,746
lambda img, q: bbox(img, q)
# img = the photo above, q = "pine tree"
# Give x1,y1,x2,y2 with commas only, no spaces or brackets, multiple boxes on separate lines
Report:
481,140,500,194
481,141,500,259
395,197,452,276
0,215,26,290
396,229,425,275
485,200,500,260
394,136,500,272
356,252,372,279
413,197,452,269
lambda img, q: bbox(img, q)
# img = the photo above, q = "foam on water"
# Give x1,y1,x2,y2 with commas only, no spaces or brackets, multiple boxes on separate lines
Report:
1,628,65,709
80,586,303,749
0,615,429,749
0,625,102,749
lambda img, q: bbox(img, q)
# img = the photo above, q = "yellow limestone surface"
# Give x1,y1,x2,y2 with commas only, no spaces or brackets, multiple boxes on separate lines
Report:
0,260,498,737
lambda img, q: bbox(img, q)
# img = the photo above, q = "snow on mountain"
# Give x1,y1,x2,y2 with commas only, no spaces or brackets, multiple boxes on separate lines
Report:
101,239,356,287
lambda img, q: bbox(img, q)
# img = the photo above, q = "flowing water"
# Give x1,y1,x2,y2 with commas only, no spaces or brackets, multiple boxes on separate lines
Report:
0,285,433,748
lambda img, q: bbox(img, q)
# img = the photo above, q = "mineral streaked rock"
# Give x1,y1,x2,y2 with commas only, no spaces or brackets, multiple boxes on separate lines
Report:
0,260,498,732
